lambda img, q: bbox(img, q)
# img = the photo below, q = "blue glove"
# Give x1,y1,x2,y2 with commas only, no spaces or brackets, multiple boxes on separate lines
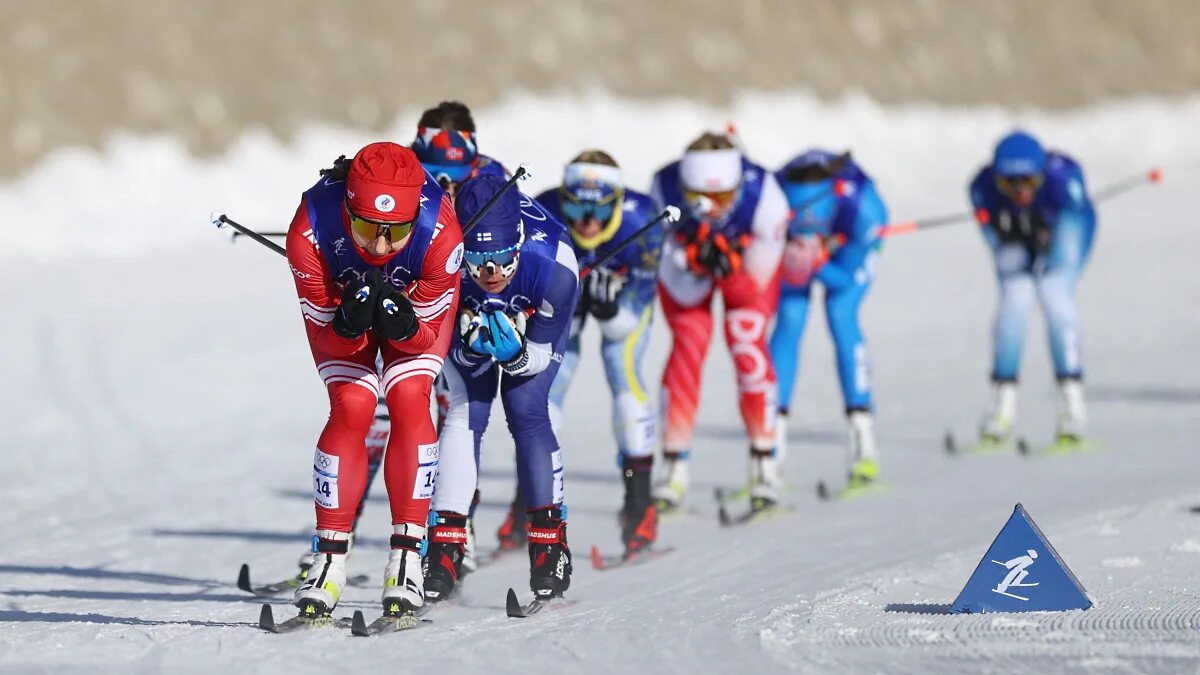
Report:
481,310,525,363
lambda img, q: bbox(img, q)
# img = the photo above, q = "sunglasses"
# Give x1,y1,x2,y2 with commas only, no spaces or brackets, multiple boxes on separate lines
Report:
684,187,740,211
995,173,1044,197
463,245,521,279
348,209,414,243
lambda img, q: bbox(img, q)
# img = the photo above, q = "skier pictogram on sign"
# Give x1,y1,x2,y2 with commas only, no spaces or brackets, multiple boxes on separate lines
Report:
950,503,1091,614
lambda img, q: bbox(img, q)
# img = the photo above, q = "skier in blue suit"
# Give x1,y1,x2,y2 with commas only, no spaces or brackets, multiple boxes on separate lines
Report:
969,130,1096,444
768,150,888,489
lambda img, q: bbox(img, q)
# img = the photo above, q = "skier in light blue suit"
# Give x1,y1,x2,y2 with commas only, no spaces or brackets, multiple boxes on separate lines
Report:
768,150,887,489
969,130,1096,444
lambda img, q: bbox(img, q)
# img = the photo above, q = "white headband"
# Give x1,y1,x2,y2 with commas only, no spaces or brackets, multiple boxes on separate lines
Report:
563,162,623,190
680,148,742,192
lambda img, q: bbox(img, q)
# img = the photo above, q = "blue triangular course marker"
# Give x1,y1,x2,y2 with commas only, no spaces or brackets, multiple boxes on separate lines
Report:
950,503,1092,614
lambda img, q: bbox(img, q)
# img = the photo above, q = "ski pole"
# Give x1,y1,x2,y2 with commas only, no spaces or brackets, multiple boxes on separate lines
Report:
579,206,681,279
879,166,1163,239
231,230,287,240
211,212,287,257
462,165,531,236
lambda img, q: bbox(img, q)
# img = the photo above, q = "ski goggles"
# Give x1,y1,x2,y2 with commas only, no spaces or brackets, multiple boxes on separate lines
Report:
994,173,1044,198
426,162,476,188
348,209,414,243
684,186,740,213
560,186,622,224
463,244,521,278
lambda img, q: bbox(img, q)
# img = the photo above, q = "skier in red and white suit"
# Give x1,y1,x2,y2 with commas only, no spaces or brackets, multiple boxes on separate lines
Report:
650,132,789,514
284,142,464,619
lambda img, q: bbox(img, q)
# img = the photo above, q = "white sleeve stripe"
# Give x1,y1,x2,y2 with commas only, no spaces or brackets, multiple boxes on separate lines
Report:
302,305,336,323
410,287,455,308
300,298,335,312
303,314,331,327
414,300,453,321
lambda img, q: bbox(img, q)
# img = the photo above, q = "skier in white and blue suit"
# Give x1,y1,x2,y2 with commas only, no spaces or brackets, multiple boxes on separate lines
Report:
537,150,666,556
969,130,1097,444
423,173,580,602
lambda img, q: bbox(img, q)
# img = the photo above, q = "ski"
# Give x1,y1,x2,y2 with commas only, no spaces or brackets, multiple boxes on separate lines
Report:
237,563,368,597
257,602,347,634
505,587,571,618
715,487,793,526
943,430,1017,457
588,544,676,571
1016,435,1099,457
349,608,431,636
815,479,888,502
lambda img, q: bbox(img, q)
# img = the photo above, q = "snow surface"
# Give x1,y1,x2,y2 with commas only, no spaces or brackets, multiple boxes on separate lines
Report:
2,92,1199,673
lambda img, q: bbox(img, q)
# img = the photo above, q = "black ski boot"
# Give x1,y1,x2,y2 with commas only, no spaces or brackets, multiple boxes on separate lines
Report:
422,512,467,603
620,457,657,554
527,505,571,599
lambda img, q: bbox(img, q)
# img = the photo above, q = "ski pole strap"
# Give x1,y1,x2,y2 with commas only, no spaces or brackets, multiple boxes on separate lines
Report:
213,214,287,257
580,206,680,279
461,165,530,236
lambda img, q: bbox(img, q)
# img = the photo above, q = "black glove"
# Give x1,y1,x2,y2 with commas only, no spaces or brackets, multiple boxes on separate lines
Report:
332,275,378,339
377,290,418,341
585,267,625,321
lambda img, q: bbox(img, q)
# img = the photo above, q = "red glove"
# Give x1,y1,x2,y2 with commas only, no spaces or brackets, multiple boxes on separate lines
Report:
781,234,829,287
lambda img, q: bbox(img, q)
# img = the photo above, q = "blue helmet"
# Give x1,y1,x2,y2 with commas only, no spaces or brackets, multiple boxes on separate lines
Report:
455,174,524,278
993,131,1046,177
779,150,846,237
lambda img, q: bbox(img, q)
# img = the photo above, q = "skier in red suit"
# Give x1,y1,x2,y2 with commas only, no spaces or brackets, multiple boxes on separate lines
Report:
284,141,464,620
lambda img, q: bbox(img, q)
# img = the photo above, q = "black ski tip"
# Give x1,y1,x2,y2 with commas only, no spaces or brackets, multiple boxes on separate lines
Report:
258,603,277,633
237,564,253,593
505,588,525,618
1016,437,1031,456
943,430,957,455
350,610,369,637
816,481,830,501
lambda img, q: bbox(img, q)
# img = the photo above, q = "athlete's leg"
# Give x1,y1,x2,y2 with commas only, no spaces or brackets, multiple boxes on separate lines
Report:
768,283,813,416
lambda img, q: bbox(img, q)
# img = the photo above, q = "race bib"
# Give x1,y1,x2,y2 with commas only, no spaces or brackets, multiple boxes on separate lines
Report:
313,448,340,510
412,441,440,499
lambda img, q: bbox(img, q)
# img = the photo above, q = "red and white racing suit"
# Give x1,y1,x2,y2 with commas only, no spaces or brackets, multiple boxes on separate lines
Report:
285,196,462,532
655,174,789,453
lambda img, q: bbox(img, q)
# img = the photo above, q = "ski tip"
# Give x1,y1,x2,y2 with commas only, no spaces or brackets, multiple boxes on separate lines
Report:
816,481,830,501
350,610,368,637
943,430,957,455
589,545,604,570
505,588,525,618
237,564,252,592
257,603,276,633
1016,437,1031,456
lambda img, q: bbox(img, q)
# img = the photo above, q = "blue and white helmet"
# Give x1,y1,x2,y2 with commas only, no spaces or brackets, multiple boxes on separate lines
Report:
455,174,525,278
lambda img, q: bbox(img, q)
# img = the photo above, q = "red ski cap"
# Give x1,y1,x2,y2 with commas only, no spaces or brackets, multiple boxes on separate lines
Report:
346,142,425,222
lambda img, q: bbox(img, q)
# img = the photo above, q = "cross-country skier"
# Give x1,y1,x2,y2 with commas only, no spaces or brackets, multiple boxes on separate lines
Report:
410,100,508,572
284,141,464,620
651,131,789,513
423,173,580,603
969,130,1096,445
769,150,888,492
535,150,665,555
411,100,508,199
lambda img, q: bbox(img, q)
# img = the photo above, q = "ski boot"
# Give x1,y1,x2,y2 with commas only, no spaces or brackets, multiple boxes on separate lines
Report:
528,506,572,599
620,456,657,554
652,450,690,514
292,529,351,617
381,523,426,616
847,409,881,489
1055,377,1086,442
495,489,527,552
423,512,467,604
748,448,783,513
775,410,790,466
979,380,1018,444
